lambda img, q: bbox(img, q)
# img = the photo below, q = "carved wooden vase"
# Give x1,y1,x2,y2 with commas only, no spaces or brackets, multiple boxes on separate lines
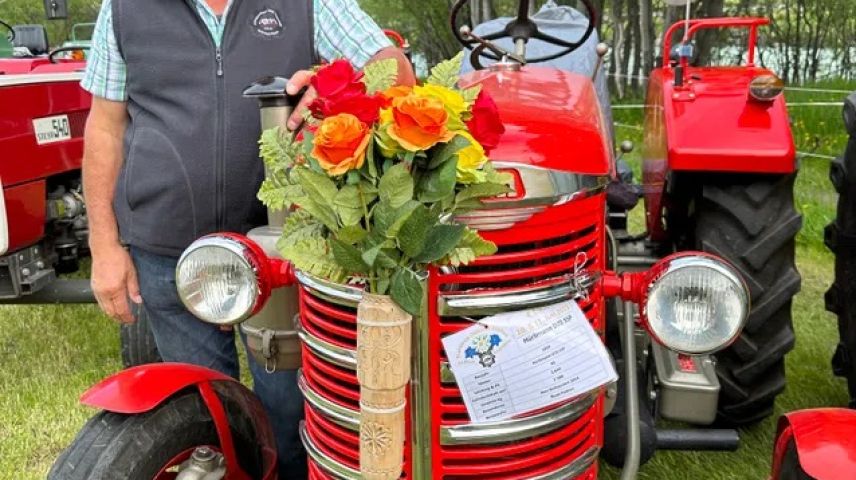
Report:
356,293,413,480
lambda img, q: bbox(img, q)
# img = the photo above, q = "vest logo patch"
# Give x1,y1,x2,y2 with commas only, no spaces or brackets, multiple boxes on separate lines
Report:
252,8,285,38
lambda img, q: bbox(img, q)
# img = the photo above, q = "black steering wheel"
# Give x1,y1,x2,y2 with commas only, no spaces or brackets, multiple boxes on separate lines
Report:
450,0,597,69
49,46,90,63
0,20,14,43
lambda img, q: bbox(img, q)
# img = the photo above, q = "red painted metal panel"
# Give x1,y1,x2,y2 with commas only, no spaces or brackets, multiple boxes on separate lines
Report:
461,66,612,176
0,78,91,188
80,362,233,414
772,408,856,480
3,180,46,252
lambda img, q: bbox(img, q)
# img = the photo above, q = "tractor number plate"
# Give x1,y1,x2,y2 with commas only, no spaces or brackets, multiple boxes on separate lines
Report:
32,115,72,145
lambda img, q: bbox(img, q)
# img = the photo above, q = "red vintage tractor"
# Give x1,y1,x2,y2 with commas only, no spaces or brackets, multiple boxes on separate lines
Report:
50,1,799,478
0,1,163,366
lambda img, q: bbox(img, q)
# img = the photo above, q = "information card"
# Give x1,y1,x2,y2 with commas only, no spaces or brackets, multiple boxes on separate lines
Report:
442,300,617,424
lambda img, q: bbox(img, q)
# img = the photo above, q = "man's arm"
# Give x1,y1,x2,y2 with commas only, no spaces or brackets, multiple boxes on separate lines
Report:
286,48,415,130
84,97,141,323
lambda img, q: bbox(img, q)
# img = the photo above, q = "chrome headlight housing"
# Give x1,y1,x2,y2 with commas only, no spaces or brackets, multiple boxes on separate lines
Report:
176,234,271,325
642,254,749,355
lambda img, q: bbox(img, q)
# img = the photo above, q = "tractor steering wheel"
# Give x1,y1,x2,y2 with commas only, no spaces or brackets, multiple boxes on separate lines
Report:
49,46,90,63
450,0,597,69
0,20,14,43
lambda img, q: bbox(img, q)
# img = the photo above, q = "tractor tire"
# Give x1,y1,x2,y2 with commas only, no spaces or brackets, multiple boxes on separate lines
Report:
120,308,162,367
48,390,263,480
777,440,813,480
826,94,856,407
691,173,801,425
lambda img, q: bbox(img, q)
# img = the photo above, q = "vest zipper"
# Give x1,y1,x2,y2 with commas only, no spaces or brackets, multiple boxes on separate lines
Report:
216,48,224,77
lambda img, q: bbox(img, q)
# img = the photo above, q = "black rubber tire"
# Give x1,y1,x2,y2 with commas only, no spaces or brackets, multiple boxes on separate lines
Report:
120,308,162,367
48,390,263,480
778,439,814,480
690,173,801,425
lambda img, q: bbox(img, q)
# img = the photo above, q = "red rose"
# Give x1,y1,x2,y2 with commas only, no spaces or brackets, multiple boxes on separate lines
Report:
311,59,365,99
466,90,505,153
309,92,385,124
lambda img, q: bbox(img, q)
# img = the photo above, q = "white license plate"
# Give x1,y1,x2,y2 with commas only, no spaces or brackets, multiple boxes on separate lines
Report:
32,114,72,145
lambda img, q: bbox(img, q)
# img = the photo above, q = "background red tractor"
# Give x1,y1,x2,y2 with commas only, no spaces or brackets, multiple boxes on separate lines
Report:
0,0,161,367
50,1,802,479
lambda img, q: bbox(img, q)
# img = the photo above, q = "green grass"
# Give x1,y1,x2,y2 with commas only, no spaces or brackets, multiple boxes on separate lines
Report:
1,81,855,479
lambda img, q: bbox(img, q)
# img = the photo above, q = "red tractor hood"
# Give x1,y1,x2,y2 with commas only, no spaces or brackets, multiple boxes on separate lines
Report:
461,66,612,176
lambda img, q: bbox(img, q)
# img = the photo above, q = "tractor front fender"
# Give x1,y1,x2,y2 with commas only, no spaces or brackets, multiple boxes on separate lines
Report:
81,362,234,414
772,408,856,480
81,363,275,480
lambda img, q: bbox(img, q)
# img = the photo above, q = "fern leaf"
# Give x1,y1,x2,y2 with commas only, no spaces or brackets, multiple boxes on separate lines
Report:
427,52,465,88
363,58,399,93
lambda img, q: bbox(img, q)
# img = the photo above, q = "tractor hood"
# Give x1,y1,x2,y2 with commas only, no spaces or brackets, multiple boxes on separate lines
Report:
653,66,796,173
461,66,612,176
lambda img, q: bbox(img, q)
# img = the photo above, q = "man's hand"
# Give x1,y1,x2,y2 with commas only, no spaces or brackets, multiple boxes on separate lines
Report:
285,47,416,130
91,243,142,324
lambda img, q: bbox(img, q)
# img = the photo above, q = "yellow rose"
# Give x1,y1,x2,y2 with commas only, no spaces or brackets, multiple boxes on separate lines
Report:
456,132,488,184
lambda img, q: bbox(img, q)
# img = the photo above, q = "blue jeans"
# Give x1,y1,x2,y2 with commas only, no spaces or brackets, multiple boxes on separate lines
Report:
130,246,306,478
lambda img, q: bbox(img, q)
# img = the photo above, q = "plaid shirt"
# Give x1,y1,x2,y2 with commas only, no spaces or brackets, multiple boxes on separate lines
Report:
81,0,392,101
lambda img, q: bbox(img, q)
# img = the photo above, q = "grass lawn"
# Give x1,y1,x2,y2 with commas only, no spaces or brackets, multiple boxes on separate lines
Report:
1,80,854,479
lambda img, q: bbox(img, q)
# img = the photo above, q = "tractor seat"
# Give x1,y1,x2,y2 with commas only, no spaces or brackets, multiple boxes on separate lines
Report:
12,25,49,56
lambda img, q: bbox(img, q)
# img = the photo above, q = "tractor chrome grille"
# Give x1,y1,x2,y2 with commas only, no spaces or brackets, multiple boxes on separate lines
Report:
299,193,606,479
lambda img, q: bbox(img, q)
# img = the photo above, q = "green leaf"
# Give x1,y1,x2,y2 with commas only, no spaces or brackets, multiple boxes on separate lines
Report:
259,127,295,170
337,224,368,244
365,140,378,179
375,199,420,238
418,157,457,203
361,244,382,268
377,270,391,296
330,239,370,274
334,185,364,227
279,237,345,283
456,182,511,203
297,167,338,200
379,163,414,208
376,249,400,268
294,195,339,232
391,268,424,316
363,58,399,93
413,224,466,263
396,204,434,258
427,135,471,170
427,52,464,88
445,228,498,266
461,84,482,104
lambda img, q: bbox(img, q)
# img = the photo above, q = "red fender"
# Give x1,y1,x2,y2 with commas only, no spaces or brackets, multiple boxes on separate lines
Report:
771,408,856,480
80,363,272,480
81,362,233,413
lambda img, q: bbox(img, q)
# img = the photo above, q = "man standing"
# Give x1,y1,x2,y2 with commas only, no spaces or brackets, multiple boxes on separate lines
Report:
81,0,414,476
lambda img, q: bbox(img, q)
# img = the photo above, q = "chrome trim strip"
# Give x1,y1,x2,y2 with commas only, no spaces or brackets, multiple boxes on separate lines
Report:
529,446,599,480
0,71,84,87
295,271,362,308
297,323,357,370
298,371,360,430
439,389,599,445
300,422,361,480
298,321,460,383
438,274,598,316
486,162,609,209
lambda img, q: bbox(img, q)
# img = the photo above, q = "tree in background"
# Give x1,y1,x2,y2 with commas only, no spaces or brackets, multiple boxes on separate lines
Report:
0,0,100,46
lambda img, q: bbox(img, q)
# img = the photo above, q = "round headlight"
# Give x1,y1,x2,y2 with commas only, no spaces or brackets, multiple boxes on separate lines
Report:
176,235,268,325
643,254,749,355
749,74,784,102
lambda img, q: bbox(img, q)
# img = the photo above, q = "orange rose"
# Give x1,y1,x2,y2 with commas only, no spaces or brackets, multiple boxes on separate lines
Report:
311,113,372,176
382,85,413,101
387,95,455,151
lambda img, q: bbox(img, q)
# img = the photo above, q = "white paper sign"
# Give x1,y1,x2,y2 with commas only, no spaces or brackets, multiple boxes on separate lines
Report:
442,300,617,424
